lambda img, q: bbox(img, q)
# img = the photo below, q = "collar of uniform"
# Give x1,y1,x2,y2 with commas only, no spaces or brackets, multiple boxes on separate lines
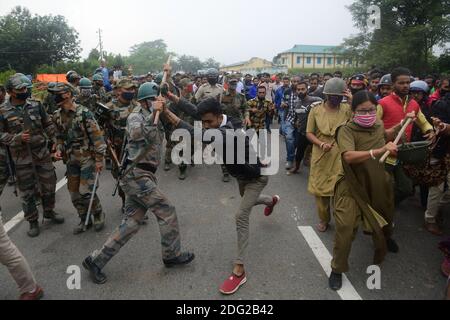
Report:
220,114,228,128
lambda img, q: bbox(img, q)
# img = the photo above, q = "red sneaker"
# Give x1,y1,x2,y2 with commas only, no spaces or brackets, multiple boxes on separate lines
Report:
264,195,280,217
219,273,247,295
19,285,44,300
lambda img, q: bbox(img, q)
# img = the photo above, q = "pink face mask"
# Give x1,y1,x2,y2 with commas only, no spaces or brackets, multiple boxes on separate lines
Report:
354,113,377,128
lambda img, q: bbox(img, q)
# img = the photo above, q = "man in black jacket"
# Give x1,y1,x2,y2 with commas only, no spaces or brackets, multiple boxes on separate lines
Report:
160,91,280,295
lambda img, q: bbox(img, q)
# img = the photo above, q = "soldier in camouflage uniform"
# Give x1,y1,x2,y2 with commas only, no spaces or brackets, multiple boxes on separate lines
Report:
0,74,64,237
247,86,274,131
92,74,112,104
43,82,59,116
51,83,107,234
221,76,250,129
76,78,97,113
66,71,81,98
82,82,195,284
106,79,139,210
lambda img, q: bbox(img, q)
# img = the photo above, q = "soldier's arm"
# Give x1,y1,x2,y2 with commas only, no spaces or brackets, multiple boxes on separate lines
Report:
241,96,250,120
0,114,23,147
84,111,107,162
39,103,57,142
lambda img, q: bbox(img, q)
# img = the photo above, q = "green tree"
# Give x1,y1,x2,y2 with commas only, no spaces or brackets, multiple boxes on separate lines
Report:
174,55,203,73
341,0,450,74
0,6,81,74
126,39,170,75
202,58,221,69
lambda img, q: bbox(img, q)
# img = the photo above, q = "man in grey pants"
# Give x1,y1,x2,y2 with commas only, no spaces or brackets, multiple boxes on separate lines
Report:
0,212,43,300
161,86,281,296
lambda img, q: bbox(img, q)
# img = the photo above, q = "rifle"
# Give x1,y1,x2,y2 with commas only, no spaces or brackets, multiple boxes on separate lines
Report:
112,137,128,197
23,106,44,211
5,146,17,197
153,55,172,125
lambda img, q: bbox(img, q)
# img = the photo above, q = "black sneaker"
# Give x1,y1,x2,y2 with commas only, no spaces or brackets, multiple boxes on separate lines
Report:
82,256,107,284
386,238,399,253
329,272,342,291
163,252,195,268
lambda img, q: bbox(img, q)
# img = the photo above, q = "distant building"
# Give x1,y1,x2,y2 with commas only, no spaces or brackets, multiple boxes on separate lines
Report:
274,44,356,70
219,57,288,76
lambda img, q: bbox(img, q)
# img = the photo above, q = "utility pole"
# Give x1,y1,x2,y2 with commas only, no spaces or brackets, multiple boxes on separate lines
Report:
97,29,104,62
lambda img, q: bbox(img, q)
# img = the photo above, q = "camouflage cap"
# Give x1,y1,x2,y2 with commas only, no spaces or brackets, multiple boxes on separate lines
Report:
48,82,75,94
227,75,239,83
115,78,137,89
5,73,30,91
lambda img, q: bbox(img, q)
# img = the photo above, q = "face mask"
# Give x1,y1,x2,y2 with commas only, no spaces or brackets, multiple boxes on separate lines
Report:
81,89,92,97
121,92,134,101
328,95,343,107
15,92,30,101
354,113,377,128
229,84,237,90
208,78,218,85
351,88,363,95
54,94,66,105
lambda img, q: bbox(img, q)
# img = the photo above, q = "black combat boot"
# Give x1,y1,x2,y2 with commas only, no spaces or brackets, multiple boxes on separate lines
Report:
163,252,195,268
27,221,40,238
329,272,342,291
82,256,107,284
43,211,65,224
93,212,105,232
178,165,187,180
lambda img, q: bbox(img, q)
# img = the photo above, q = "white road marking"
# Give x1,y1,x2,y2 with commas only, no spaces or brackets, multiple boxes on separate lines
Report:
298,226,363,300
4,178,68,233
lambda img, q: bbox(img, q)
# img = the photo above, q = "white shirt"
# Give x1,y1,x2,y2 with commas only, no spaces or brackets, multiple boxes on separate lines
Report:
236,81,244,94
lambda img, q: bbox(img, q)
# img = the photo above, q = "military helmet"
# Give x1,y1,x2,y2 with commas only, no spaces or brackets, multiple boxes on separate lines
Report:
48,82,57,89
79,78,93,89
154,73,164,85
378,74,392,87
5,73,30,91
137,82,159,101
19,74,33,89
323,78,347,96
206,68,219,78
92,73,104,82
410,80,429,93
48,82,75,95
66,70,81,83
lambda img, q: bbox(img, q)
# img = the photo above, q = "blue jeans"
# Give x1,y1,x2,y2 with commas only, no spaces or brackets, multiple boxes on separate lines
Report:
278,108,286,135
284,122,297,162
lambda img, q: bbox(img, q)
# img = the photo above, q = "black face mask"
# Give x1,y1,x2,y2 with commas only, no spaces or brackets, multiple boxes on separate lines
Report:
54,94,66,105
351,88,363,95
15,92,30,101
121,92,134,101
208,78,218,86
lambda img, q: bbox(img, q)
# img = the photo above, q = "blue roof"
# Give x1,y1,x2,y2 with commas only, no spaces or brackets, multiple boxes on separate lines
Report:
281,45,341,54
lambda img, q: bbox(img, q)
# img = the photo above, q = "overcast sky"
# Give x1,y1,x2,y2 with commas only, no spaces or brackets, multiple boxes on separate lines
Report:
1,0,358,65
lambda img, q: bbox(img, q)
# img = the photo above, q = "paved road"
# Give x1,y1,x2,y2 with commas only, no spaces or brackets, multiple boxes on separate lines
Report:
0,133,448,300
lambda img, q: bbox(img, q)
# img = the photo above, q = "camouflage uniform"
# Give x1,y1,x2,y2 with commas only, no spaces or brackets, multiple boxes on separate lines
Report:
53,102,106,230
92,85,111,104
106,97,139,205
43,92,58,116
0,146,10,195
221,90,249,128
89,104,182,269
247,98,273,131
0,98,57,222
76,94,98,114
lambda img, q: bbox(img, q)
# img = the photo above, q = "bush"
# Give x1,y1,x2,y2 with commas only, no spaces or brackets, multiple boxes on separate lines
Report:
0,69,16,85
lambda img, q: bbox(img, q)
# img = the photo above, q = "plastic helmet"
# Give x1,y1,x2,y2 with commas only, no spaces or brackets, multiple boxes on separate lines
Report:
48,82,57,89
47,82,75,95
410,80,429,93
79,78,93,89
323,78,347,96
154,73,164,85
137,82,159,101
92,74,104,82
66,71,81,83
206,68,219,78
378,74,392,87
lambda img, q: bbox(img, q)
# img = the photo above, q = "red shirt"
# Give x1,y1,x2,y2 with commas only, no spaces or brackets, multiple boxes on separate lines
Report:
378,93,421,141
